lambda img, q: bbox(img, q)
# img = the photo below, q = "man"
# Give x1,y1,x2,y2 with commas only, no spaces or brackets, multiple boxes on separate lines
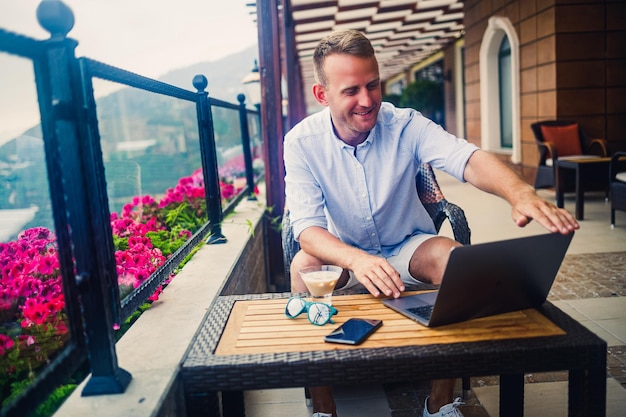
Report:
283,30,578,417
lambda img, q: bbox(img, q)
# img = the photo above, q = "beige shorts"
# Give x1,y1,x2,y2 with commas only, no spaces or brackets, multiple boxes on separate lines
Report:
339,233,437,291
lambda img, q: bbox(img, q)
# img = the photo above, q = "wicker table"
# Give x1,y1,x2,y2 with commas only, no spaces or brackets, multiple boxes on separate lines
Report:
181,293,607,417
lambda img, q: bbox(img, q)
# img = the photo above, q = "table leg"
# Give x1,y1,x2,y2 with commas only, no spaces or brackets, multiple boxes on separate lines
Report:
185,391,221,417
574,165,584,220
500,374,524,417
222,391,246,417
556,166,565,208
568,367,606,417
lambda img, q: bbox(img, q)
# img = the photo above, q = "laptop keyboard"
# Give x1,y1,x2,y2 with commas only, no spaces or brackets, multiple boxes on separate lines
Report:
407,305,434,321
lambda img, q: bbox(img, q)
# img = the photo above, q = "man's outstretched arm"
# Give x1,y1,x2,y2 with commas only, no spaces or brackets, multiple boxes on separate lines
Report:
463,150,579,234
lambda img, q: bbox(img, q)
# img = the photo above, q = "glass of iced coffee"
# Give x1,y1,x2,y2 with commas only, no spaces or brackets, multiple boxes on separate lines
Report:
299,265,343,306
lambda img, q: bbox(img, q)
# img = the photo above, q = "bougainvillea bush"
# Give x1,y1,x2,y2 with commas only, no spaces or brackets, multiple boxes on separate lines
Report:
0,227,68,403
0,167,247,409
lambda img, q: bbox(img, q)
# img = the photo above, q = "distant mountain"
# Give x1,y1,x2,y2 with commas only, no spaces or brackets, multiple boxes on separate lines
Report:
158,44,258,102
0,44,260,225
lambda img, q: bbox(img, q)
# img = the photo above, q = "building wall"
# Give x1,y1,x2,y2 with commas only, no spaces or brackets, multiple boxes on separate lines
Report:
443,45,459,136
463,0,626,184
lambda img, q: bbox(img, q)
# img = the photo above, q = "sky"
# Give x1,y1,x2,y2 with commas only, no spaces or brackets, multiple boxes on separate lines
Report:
0,0,259,143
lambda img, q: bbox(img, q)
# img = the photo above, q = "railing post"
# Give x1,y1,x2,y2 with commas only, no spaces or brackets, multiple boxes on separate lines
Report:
237,93,257,201
193,74,226,244
35,0,131,396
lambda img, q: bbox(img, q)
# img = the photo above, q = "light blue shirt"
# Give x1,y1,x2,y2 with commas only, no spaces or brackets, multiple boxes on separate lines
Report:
284,102,479,257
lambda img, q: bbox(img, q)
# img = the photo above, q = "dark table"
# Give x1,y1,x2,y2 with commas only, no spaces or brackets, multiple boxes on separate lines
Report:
181,293,607,417
555,157,612,220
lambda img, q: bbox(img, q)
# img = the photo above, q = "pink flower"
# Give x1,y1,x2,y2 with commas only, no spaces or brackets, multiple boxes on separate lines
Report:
118,273,139,288
0,334,14,356
37,255,58,276
148,285,163,302
55,319,69,335
21,298,50,326
45,295,65,315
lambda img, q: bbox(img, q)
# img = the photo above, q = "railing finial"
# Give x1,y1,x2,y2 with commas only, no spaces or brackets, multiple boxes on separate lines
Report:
237,93,246,104
192,74,208,93
36,0,75,40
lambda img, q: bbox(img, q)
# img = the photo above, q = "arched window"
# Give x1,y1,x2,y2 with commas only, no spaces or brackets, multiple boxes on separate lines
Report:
479,16,521,163
499,36,512,149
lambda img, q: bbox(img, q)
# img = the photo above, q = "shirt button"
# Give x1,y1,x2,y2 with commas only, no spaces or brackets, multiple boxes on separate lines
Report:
371,232,376,236
366,216,372,221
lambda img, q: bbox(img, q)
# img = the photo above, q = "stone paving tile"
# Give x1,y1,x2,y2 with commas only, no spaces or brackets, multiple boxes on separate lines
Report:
609,346,626,388
384,252,626,415
549,252,626,300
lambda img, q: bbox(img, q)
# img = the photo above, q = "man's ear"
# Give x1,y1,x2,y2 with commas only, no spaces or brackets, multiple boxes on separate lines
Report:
312,84,328,106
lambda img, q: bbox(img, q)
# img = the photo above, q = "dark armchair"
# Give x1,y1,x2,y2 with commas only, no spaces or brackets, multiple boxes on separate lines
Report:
531,120,608,190
610,151,626,227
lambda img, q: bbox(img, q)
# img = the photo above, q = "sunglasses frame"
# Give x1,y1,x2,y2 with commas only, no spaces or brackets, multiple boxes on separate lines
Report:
284,296,338,326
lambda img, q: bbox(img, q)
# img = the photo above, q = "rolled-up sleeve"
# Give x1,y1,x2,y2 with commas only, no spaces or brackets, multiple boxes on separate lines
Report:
413,117,479,182
284,134,328,241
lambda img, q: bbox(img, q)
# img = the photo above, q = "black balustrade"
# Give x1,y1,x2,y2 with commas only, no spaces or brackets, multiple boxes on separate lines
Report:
0,1,261,416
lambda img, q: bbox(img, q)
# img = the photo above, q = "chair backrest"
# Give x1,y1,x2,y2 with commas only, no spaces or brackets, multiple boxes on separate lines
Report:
416,163,445,204
531,120,584,157
610,151,626,181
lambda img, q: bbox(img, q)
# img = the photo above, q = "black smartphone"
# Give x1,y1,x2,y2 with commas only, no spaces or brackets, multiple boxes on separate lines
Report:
324,318,383,345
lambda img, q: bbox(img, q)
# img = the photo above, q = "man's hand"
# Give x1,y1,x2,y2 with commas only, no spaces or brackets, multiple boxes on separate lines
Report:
511,189,579,234
299,226,405,298
349,254,405,298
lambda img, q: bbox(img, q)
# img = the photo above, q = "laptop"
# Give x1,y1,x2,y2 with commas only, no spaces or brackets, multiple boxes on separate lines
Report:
382,232,573,327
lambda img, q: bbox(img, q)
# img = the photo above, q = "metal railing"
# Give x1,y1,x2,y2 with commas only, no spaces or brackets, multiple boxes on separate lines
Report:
0,1,261,416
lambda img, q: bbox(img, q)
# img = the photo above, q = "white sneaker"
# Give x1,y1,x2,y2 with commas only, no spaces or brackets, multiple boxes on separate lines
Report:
423,396,464,417
311,413,333,417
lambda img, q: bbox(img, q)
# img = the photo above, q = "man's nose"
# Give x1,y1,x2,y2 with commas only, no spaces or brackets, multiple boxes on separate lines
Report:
357,89,373,107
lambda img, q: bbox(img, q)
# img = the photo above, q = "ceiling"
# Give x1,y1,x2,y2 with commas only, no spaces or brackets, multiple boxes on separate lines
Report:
288,0,465,95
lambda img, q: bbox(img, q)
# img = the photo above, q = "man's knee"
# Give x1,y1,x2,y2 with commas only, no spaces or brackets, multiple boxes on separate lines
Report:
289,250,322,291
409,236,460,284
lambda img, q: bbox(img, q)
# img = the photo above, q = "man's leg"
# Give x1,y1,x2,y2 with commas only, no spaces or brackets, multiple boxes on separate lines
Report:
290,250,350,293
408,236,460,285
409,237,462,413
426,379,456,413
309,386,337,417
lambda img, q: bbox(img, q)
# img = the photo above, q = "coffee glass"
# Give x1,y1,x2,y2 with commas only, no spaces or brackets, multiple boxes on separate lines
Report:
299,265,343,306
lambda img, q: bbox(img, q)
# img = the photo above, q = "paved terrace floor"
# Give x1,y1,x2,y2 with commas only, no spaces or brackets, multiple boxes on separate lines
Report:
245,170,626,417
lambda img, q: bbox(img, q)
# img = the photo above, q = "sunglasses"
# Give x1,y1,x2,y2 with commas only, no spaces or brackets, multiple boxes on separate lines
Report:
284,297,338,326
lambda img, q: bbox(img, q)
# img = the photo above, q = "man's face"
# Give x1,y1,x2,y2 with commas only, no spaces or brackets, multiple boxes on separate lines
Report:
313,54,382,145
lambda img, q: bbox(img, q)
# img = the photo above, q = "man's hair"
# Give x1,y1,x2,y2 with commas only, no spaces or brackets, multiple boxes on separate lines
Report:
313,30,376,87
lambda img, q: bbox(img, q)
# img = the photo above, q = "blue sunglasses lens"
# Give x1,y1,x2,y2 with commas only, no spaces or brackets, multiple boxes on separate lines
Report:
285,297,335,325
307,302,332,325
285,297,306,318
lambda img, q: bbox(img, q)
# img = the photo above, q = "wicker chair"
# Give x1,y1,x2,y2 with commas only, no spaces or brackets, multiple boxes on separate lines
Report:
531,120,608,190
610,151,626,227
281,163,472,399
